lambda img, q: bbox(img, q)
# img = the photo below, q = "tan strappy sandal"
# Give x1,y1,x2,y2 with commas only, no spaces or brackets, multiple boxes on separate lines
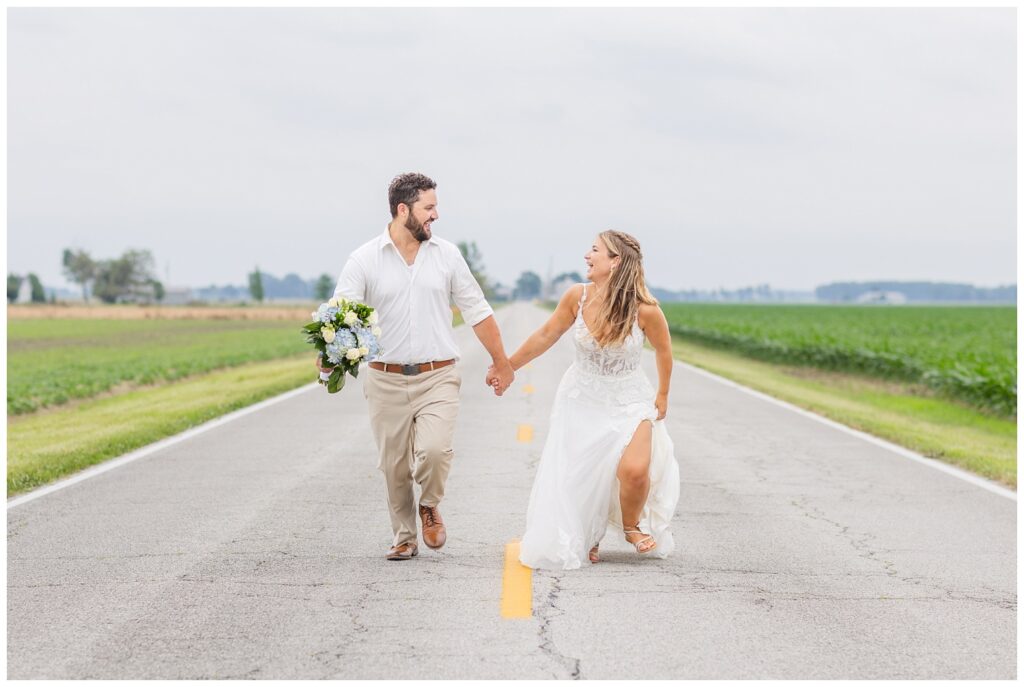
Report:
589,544,600,564
623,524,657,554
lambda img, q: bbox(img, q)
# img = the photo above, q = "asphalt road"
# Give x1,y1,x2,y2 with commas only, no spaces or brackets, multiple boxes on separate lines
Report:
6,302,1016,679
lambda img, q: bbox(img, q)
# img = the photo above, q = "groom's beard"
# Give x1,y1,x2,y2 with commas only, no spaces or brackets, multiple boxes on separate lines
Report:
404,214,430,242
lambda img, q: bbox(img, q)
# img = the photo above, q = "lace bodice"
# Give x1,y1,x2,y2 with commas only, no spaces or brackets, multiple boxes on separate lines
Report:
572,284,646,378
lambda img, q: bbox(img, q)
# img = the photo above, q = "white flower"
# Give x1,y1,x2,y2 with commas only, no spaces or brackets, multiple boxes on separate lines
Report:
328,298,339,308
310,311,318,319
359,346,369,356
343,311,359,326
372,326,382,337
321,326,336,343
368,311,378,325
345,348,362,361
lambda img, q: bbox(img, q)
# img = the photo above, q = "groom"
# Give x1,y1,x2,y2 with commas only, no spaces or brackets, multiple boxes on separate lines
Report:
326,172,515,561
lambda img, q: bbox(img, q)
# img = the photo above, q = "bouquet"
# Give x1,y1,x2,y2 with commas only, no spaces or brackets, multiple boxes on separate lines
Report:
304,297,382,393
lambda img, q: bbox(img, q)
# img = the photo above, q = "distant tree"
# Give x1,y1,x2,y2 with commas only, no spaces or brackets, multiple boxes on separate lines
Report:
150,279,165,303
457,241,495,299
553,271,584,284
7,274,23,304
514,271,542,300
27,273,46,303
314,273,334,302
248,267,265,302
62,248,96,302
273,273,310,299
93,250,159,304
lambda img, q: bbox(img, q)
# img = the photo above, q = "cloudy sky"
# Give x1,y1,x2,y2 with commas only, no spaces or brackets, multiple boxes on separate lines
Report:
7,8,1016,292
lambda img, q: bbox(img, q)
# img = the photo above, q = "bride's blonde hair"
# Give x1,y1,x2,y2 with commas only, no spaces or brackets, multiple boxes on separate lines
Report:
590,230,658,347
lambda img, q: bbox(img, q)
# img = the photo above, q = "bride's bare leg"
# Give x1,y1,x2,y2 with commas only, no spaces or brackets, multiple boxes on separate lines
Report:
617,420,654,551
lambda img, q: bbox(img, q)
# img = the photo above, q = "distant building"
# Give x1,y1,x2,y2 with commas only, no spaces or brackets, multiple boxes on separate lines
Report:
16,280,32,303
162,286,193,305
46,287,81,302
855,290,907,304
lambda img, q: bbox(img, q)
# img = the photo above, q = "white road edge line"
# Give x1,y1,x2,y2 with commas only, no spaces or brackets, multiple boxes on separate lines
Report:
7,382,320,510
9,337,1014,507
673,358,1016,502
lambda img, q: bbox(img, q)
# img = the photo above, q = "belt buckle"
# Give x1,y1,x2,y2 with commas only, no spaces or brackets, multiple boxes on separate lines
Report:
400,363,420,376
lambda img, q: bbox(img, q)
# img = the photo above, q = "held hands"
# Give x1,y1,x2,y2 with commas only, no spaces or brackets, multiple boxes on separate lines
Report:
655,392,668,421
485,359,515,396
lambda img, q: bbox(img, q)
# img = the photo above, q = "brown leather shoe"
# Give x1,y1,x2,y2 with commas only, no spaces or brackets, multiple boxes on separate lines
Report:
385,542,419,561
419,504,446,549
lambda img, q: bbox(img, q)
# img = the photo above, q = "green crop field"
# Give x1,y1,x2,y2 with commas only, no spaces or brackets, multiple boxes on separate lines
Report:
660,304,1016,417
7,319,311,415
6,309,474,492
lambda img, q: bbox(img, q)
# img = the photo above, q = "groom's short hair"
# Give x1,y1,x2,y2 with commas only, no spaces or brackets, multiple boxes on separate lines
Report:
388,173,436,217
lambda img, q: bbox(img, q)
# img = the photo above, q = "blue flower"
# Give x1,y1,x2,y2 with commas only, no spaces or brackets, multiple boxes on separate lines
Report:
355,327,381,359
336,328,357,350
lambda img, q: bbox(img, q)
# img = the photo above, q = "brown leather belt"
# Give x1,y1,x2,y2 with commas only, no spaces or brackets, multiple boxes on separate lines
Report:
369,359,456,376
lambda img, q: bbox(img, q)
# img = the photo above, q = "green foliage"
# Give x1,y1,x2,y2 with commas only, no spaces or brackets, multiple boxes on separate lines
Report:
661,303,1017,416
7,319,310,415
249,267,265,302
314,273,334,301
27,273,46,303
328,367,345,392
514,271,542,299
554,271,584,284
7,274,23,303
457,241,494,299
92,250,159,303
62,248,96,302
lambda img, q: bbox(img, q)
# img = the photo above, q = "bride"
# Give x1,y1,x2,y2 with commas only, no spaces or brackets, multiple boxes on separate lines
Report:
503,230,680,570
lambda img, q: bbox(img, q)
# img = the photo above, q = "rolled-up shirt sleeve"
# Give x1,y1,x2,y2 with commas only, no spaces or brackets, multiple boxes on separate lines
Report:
449,247,494,327
333,256,366,302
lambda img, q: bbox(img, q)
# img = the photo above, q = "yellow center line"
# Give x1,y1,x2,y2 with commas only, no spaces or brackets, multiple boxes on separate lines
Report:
501,540,533,618
516,424,534,442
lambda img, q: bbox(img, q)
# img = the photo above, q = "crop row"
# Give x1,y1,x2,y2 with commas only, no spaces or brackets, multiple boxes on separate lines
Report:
661,304,1016,416
8,319,311,415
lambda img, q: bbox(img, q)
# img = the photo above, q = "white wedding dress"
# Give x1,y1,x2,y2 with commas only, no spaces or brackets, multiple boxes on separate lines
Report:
518,285,681,570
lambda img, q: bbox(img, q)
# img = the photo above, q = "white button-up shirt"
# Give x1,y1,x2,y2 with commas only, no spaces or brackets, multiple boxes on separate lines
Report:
333,227,494,364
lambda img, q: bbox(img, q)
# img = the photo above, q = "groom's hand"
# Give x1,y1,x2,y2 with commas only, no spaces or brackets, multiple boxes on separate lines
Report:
485,365,498,389
487,359,515,396
484,365,504,395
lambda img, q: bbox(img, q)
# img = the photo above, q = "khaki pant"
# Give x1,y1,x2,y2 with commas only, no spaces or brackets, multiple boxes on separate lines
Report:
362,364,461,547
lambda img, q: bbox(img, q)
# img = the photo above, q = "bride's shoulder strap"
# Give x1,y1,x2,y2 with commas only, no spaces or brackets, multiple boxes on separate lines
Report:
579,283,587,306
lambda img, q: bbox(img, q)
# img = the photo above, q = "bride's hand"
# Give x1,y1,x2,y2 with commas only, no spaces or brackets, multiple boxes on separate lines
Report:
655,392,668,420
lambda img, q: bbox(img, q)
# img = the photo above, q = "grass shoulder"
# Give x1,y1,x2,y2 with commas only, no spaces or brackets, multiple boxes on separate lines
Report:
7,355,317,494
670,337,1015,488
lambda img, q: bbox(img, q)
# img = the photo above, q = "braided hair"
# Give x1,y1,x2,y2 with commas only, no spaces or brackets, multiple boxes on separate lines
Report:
590,230,658,347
